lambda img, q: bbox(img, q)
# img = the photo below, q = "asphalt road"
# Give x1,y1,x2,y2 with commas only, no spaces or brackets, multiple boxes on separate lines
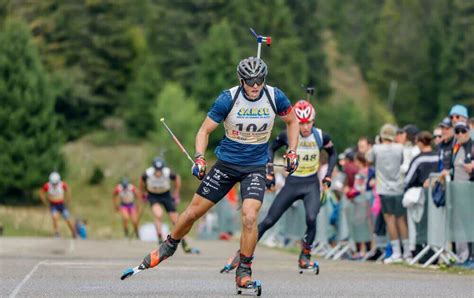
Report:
1,237,472,297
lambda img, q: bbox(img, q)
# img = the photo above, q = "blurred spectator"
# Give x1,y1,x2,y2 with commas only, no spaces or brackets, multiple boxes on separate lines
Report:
404,131,439,190
357,137,373,156
448,122,473,181
469,117,474,140
433,127,443,146
449,104,469,126
351,152,376,257
442,121,474,264
398,124,421,176
367,124,408,263
342,148,358,191
437,117,455,171
338,152,346,168
354,153,376,193
403,131,439,252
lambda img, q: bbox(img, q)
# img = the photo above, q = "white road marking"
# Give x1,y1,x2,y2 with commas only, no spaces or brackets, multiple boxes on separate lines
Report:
9,260,47,298
68,239,75,252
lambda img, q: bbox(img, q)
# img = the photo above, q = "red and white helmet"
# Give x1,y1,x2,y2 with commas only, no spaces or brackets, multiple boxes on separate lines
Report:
294,100,315,123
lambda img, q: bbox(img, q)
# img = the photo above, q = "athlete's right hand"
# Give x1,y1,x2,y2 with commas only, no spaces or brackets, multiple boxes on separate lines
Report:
192,156,207,180
266,173,275,190
283,150,299,174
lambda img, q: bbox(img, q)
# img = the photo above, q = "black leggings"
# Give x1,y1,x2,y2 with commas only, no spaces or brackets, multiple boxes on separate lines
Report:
258,176,321,246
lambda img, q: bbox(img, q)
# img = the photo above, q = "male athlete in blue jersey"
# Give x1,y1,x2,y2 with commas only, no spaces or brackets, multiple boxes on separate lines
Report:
123,57,299,290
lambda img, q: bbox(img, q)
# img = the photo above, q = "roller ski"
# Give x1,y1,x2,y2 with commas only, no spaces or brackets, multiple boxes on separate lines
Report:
120,235,179,280
298,249,320,275
220,249,239,273
181,238,200,254
120,264,146,280
236,280,262,296
235,254,262,296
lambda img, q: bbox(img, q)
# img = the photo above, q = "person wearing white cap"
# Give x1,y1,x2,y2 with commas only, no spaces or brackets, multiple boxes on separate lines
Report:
367,124,409,263
39,172,76,238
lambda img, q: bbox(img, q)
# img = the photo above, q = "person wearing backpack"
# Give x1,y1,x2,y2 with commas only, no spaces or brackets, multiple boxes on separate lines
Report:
220,100,337,273
122,57,299,291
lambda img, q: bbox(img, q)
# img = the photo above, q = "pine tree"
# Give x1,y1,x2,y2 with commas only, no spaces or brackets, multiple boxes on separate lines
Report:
0,19,64,202
226,0,309,102
13,1,142,139
368,0,432,126
124,54,162,138
192,19,240,110
319,0,384,80
151,82,205,179
286,0,331,99
147,1,227,94
438,0,474,115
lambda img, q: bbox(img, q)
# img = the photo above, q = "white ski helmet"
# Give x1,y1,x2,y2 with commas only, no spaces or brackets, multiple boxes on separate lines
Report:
49,172,61,185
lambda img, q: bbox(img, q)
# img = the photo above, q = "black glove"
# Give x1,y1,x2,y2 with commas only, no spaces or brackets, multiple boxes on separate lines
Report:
266,164,275,190
322,176,332,188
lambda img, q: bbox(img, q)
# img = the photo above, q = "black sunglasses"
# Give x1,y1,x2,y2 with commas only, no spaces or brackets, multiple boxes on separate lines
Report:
454,129,468,134
434,135,442,138
242,77,265,86
450,115,461,120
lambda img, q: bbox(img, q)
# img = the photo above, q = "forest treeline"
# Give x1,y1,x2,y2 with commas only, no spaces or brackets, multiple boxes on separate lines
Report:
0,0,472,200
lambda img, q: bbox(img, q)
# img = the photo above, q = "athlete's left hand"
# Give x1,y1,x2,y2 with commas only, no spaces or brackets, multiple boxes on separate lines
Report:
283,150,298,174
322,176,332,190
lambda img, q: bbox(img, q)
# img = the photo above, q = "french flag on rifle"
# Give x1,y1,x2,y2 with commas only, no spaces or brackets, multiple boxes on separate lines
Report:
250,28,272,58
250,28,272,46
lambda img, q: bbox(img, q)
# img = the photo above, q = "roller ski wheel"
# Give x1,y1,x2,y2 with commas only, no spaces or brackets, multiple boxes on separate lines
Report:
298,261,320,275
181,239,200,254
182,246,200,254
236,280,262,296
120,264,146,280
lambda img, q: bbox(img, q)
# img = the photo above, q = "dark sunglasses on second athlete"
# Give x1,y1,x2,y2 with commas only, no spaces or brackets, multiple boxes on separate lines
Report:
243,76,265,86
454,128,468,135
434,135,442,138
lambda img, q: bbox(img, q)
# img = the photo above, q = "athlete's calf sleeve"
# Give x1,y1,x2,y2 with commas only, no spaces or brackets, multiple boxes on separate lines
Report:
142,235,179,269
239,253,254,266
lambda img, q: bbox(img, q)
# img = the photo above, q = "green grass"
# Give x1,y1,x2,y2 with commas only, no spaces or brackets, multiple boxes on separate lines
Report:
0,132,200,239
392,260,474,275
82,130,142,147
0,206,52,237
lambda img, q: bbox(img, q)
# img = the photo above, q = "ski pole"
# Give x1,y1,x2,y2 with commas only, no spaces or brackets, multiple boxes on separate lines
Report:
268,162,286,168
249,28,271,59
160,118,195,165
306,87,315,102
